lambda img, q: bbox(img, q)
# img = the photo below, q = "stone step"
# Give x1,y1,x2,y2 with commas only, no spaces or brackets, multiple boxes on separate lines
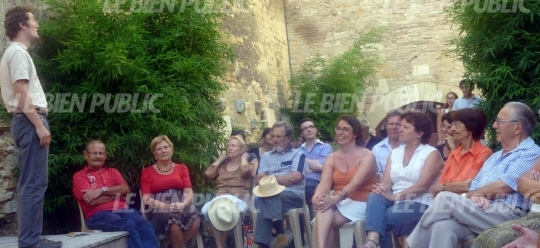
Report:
0,231,128,248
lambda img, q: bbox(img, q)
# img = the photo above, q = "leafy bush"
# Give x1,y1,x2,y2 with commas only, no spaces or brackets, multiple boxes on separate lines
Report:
282,29,381,141
33,0,235,233
446,0,540,146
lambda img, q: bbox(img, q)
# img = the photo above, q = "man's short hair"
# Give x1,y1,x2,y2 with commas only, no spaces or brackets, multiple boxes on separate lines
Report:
273,121,294,137
4,6,33,40
505,102,536,136
459,79,475,89
385,109,403,125
84,140,105,152
298,118,315,132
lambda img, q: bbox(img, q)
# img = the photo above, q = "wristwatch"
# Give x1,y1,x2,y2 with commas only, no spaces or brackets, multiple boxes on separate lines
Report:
102,187,108,193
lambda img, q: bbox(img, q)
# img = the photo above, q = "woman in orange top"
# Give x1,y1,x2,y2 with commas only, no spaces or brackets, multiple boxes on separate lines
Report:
312,115,377,248
430,108,493,196
394,108,492,248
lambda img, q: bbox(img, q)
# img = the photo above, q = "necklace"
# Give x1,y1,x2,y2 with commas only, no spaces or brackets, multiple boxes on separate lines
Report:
344,147,357,160
156,163,173,173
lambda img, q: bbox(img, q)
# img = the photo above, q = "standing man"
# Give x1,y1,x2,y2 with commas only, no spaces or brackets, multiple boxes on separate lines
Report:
73,140,159,248
452,79,483,110
298,118,332,215
371,109,403,173
0,6,60,248
255,121,308,248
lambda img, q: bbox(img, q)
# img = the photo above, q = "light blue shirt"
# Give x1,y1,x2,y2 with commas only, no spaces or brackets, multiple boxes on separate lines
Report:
258,146,307,199
300,140,332,181
372,137,402,174
470,137,540,211
452,95,483,110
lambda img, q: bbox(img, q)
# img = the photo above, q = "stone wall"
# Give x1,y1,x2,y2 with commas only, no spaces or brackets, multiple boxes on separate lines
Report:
217,0,290,143
285,0,472,129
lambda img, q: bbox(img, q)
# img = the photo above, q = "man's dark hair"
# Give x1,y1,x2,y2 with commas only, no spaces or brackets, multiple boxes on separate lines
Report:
298,118,315,132
5,6,33,40
459,79,475,89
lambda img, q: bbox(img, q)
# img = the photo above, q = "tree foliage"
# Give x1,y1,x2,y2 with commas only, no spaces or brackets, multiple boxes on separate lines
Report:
282,29,381,141
447,0,540,146
32,0,234,233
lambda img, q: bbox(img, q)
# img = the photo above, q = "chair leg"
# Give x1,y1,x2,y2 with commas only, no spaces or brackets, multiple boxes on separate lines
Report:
288,214,303,248
195,230,204,248
333,227,341,248
352,221,366,246
311,221,317,248
234,220,244,248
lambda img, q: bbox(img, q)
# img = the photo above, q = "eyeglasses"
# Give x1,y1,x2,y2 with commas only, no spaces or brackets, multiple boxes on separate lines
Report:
86,151,106,156
493,118,518,126
451,122,465,128
334,127,352,133
301,125,315,132
387,123,402,128
271,135,287,140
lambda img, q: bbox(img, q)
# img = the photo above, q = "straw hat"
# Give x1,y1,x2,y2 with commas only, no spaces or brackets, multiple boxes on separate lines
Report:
208,198,240,231
253,175,285,197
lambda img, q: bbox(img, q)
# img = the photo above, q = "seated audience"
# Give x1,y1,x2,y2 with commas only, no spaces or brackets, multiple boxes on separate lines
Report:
201,135,258,248
361,112,444,248
312,115,377,247
393,108,493,248
357,118,384,150
372,109,403,174
73,140,159,248
141,135,201,248
407,102,540,248
248,127,273,162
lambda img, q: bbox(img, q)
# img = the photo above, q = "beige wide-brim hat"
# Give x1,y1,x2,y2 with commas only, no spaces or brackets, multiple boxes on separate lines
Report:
208,198,240,231
253,175,286,197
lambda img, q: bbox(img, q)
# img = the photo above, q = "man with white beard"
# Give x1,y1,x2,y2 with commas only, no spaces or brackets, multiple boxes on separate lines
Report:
254,121,308,248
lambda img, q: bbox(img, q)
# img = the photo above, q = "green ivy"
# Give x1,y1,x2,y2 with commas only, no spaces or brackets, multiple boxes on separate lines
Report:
30,0,237,233
446,0,540,147
282,29,381,141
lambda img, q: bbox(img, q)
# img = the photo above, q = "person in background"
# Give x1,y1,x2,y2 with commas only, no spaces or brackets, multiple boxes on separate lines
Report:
357,118,384,150
361,112,444,248
435,112,458,162
248,127,273,162
407,102,540,248
437,92,458,144
452,79,482,110
371,109,403,174
141,135,201,248
297,118,332,218
312,115,377,247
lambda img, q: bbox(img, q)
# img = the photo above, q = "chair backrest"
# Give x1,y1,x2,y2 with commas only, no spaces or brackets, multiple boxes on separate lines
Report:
77,201,92,232
139,189,147,219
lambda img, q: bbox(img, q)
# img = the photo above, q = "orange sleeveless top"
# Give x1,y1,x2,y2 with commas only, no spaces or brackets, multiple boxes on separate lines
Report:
332,156,376,202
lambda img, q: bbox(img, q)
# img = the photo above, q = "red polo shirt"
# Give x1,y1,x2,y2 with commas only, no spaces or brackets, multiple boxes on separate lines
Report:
73,166,128,219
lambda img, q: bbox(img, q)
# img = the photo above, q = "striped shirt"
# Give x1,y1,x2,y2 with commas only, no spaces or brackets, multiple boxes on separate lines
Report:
470,137,540,211
300,140,332,181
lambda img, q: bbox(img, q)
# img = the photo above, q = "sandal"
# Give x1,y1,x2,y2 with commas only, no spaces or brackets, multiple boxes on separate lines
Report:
359,239,380,248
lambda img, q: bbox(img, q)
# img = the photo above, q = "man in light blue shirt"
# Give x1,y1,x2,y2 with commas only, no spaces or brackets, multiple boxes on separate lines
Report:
297,118,332,213
372,109,403,173
408,102,540,248
453,79,483,110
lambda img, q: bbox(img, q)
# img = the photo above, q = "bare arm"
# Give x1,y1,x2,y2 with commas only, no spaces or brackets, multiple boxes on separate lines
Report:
394,151,444,201
240,153,258,179
311,153,335,200
13,80,50,147
341,151,377,196
83,184,129,204
465,180,513,199
205,153,227,180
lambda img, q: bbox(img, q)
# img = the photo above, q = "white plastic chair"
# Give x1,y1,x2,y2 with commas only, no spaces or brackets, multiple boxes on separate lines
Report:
77,201,101,233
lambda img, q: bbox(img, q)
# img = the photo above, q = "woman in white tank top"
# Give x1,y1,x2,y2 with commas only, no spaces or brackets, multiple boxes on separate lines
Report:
360,112,444,248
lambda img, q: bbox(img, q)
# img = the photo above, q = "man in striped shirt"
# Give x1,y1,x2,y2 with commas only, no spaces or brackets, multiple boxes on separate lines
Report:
407,102,540,248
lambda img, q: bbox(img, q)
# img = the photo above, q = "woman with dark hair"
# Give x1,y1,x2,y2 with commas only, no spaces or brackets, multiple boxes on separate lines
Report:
434,112,459,162
360,112,444,248
393,108,492,248
312,115,377,247
437,92,459,144
248,127,273,161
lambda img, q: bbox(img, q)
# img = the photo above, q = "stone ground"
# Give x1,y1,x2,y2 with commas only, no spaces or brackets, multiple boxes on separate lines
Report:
269,227,353,248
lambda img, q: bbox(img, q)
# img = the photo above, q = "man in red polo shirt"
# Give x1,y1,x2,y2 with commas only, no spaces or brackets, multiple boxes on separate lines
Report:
73,140,158,248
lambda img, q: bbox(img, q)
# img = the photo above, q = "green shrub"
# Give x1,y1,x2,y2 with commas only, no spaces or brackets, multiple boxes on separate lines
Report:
282,29,381,141
31,0,236,233
446,0,540,147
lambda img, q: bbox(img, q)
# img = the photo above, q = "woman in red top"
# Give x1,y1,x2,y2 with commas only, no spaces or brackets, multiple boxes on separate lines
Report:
141,135,201,248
